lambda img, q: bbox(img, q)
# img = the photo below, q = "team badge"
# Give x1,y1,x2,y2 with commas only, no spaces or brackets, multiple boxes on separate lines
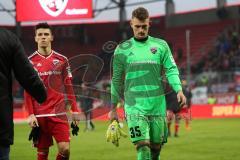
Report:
53,59,60,65
38,0,68,17
150,47,157,54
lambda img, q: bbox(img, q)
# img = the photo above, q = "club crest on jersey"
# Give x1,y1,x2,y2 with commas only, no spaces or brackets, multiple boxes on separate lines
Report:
150,47,157,54
38,0,68,17
53,59,60,65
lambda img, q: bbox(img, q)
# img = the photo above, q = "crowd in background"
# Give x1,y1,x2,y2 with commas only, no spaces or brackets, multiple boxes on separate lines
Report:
191,24,240,74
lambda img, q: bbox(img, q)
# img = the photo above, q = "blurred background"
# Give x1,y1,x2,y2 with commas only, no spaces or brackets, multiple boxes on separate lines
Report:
1,0,240,159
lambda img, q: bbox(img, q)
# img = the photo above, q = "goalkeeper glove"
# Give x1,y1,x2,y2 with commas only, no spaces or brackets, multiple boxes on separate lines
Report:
71,122,79,136
28,126,40,145
106,120,127,147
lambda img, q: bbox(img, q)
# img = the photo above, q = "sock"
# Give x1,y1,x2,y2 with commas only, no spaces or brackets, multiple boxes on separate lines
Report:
151,148,160,160
56,153,69,160
137,146,151,160
175,123,179,135
185,119,189,129
167,122,171,136
37,149,49,160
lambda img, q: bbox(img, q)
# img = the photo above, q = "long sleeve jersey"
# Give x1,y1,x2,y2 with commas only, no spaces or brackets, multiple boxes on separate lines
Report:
111,36,182,116
24,50,79,116
0,28,46,146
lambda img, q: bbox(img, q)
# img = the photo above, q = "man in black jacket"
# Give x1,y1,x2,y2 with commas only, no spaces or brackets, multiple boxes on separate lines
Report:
0,28,47,160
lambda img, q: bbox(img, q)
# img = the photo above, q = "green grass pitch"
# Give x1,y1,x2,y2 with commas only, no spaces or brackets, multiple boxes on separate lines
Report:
10,118,240,160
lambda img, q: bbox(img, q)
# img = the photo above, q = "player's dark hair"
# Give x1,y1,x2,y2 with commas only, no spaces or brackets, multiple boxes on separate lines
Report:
132,7,149,21
35,22,52,32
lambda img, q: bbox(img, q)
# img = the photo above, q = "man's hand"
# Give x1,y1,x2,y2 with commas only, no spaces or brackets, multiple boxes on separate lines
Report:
106,120,127,147
108,109,118,122
72,113,80,126
177,90,187,108
28,114,38,128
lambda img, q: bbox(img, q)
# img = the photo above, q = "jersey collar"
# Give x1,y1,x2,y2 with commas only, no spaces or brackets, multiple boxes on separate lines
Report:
132,36,150,46
36,50,53,59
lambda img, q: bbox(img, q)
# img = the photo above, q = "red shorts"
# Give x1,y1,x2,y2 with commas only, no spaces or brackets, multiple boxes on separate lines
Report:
36,116,70,148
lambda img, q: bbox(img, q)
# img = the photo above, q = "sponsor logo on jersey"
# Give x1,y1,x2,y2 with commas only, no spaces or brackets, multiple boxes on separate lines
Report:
38,70,61,76
129,60,158,65
38,0,68,17
150,47,157,54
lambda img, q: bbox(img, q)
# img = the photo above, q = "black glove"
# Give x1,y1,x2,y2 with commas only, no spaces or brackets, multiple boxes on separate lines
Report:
28,126,40,144
71,122,79,136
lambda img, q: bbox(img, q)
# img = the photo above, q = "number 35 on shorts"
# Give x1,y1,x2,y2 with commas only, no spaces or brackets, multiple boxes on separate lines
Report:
129,126,142,138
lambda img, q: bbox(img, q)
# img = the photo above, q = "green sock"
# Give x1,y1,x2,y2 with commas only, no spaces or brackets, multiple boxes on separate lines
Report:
152,154,160,160
151,148,160,160
137,146,151,160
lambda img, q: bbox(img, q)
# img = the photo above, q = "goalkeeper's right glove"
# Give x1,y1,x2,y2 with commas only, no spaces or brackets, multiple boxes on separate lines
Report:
106,120,127,147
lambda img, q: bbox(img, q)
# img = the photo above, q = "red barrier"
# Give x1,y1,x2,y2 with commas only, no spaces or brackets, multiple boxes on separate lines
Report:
14,104,240,121
92,104,240,120
191,104,240,118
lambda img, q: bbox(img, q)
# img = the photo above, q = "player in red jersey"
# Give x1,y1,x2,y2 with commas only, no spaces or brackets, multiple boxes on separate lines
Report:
179,80,192,130
166,80,192,137
24,23,79,160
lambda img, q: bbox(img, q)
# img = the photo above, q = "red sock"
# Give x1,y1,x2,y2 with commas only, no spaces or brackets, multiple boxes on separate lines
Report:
167,122,171,135
175,123,179,135
56,153,69,160
185,119,189,128
37,149,49,160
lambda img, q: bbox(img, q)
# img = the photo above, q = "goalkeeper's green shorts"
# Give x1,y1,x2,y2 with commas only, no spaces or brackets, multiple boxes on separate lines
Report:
126,114,168,144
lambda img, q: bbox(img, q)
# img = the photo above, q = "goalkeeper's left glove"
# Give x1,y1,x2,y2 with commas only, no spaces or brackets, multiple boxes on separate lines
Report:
106,120,127,147
71,122,79,136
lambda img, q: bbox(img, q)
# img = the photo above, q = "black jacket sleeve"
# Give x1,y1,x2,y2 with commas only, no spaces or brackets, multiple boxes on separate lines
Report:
11,32,47,103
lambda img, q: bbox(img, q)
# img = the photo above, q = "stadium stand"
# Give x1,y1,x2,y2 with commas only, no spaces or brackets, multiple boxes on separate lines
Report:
7,5,240,120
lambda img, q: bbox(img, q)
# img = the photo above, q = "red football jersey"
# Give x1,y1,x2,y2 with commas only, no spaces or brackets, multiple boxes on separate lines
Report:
24,50,79,116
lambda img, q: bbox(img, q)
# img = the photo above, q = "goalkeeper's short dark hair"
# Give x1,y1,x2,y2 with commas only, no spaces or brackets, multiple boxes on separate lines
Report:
132,7,149,21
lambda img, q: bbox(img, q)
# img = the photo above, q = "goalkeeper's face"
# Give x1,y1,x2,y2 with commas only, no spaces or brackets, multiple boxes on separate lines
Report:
130,17,150,39
35,28,53,48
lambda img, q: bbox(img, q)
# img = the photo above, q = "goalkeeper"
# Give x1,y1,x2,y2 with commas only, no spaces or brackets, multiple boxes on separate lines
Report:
108,7,186,160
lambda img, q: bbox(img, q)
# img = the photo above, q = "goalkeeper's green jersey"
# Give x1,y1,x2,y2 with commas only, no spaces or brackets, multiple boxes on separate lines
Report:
111,36,182,116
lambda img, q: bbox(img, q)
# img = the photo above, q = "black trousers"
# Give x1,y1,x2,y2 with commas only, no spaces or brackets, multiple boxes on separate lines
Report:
0,145,10,160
